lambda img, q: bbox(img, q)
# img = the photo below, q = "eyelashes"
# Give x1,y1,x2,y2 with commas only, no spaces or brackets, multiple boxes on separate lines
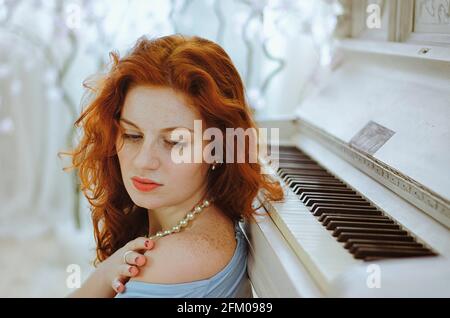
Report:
121,134,185,147
164,140,180,147
122,134,142,142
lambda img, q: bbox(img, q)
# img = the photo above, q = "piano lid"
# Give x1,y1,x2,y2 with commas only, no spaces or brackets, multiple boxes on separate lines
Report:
294,48,450,227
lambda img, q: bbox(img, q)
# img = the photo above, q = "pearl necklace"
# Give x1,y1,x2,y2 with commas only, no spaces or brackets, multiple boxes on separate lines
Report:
146,198,211,240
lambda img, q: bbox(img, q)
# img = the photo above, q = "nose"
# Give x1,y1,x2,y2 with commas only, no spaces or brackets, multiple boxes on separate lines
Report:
133,138,160,170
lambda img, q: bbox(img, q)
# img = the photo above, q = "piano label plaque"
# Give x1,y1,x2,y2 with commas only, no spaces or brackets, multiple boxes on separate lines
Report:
349,121,395,155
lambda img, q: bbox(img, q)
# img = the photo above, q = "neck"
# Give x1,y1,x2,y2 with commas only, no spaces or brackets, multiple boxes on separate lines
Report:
147,191,207,236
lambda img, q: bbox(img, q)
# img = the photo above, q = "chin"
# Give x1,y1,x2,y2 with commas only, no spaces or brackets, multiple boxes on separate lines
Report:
132,197,166,210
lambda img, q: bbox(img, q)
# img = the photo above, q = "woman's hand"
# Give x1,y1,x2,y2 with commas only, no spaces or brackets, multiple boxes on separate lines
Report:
98,237,155,294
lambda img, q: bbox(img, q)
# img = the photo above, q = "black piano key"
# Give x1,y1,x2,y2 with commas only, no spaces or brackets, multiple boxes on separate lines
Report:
312,206,381,217
320,214,393,225
277,157,312,163
277,152,312,157
326,221,400,231
296,188,355,197
291,183,349,191
294,182,351,189
311,203,376,213
280,170,331,177
353,247,437,260
281,173,337,179
282,170,338,177
309,199,372,210
306,197,368,207
289,181,347,189
279,167,316,174
287,171,329,177
297,188,356,198
286,176,344,184
274,147,304,153
279,165,321,171
303,193,364,203
303,192,363,198
282,173,335,178
305,198,366,206
280,163,323,169
278,156,315,161
333,227,407,237
280,172,337,180
277,145,299,150
337,232,415,243
277,159,313,165
282,174,336,180
286,175,343,182
349,244,430,254
304,193,364,199
278,163,324,174
285,177,340,184
344,239,424,249
279,155,310,159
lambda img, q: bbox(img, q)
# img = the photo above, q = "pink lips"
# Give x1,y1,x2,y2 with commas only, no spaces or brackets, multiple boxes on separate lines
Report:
131,177,162,192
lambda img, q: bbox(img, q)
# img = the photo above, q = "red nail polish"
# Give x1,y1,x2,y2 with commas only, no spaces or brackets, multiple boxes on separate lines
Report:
145,240,150,248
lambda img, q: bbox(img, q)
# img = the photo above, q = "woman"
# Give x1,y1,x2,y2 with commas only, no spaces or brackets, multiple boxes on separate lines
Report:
64,34,283,298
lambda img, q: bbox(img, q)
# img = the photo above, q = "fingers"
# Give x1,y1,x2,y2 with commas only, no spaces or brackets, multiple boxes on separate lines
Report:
114,237,154,294
112,265,139,294
118,264,139,277
123,250,146,266
112,278,125,294
125,237,155,252
122,237,153,267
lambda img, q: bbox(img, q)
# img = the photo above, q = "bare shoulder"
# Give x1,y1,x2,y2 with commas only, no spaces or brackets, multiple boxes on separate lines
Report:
130,213,237,284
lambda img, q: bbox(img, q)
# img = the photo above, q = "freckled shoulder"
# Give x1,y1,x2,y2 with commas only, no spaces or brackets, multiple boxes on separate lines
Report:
130,222,237,284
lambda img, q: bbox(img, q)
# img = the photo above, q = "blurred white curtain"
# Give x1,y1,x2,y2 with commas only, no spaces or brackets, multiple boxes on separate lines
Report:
0,0,174,245
0,31,73,239
0,0,334,239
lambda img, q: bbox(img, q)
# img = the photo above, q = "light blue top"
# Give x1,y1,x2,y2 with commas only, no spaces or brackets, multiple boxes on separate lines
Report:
115,221,252,298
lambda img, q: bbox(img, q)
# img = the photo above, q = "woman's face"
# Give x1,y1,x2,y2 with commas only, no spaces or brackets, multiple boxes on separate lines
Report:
116,85,209,210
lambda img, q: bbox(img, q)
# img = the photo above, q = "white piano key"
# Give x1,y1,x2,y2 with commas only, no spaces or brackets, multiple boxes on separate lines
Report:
258,191,360,292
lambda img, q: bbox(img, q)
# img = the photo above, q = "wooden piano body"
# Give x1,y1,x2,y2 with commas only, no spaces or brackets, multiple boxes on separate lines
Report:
242,0,450,297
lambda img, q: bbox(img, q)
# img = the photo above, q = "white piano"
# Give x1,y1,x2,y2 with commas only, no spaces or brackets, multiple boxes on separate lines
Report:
242,0,450,297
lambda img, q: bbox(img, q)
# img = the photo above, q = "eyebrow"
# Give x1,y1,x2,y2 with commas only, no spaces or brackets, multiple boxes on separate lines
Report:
119,118,194,132
119,118,141,130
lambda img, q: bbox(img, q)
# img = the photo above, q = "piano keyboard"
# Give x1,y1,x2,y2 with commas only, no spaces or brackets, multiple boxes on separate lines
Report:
264,145,438,261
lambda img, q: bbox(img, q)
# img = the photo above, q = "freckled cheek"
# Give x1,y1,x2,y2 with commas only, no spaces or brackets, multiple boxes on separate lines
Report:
164,162,206,186
116,147,136,173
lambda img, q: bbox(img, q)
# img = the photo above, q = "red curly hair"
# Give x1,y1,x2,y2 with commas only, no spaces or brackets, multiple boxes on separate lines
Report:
62,34,283,265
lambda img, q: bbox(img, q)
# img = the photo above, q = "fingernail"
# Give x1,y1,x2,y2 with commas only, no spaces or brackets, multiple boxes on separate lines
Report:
128,266,134,274
145,240,151,248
